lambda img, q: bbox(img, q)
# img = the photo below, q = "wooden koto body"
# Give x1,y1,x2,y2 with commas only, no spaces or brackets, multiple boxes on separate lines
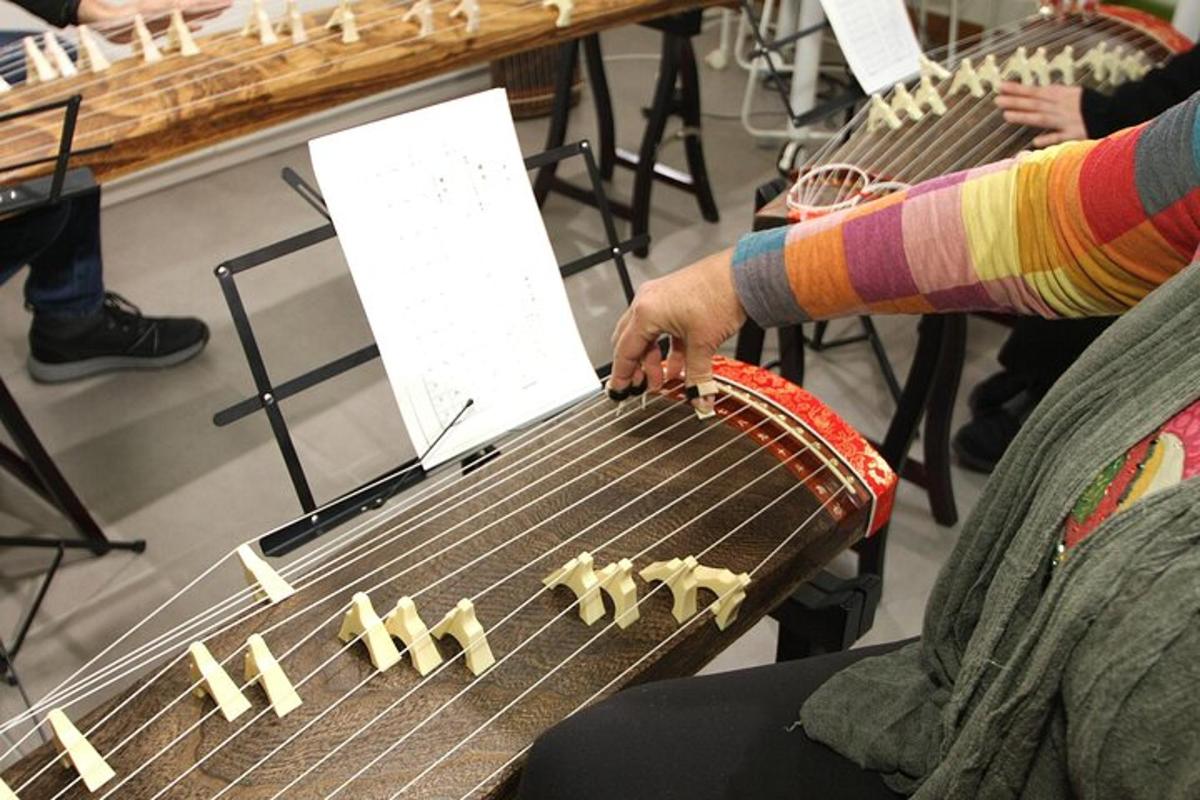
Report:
0,0,718,184
1,358,894,799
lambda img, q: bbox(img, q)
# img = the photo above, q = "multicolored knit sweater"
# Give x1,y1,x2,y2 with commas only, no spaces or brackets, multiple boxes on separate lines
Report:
732,92,1200,324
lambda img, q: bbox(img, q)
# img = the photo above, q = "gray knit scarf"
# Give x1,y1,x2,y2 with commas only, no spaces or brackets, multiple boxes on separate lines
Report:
800,264,1200,799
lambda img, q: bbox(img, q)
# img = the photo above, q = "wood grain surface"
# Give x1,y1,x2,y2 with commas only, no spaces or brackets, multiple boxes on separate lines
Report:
0,0,720,184
2,375,876,799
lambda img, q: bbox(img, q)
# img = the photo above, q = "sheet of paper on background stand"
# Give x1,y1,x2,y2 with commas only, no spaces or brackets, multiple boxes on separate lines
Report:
0,776,18,799
308,89,599,469
47,709,115,791
816,0,921,94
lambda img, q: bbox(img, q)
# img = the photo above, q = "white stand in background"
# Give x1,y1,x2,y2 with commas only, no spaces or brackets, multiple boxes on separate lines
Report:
1175,0,1200,41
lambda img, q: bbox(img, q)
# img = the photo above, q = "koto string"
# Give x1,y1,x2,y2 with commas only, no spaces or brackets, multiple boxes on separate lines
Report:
36,391,734,797
84,395,753,799
0,389,615,761
396,483,850,798
0,0,286,82
195,413,795,800
0,388,619,748
825,18,1090,201
865,19,1139,195
457,485,851,800
794,16,1039,206
237,425,832,799
16,390,679,791
813,15,1138,209
0,0,540,168
351,464,843,799
0,0,459,94
899,25,1141,187
802,14,1154,210
807,14,1069,207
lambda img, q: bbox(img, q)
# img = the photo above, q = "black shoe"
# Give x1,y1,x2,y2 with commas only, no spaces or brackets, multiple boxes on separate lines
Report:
967,370,1029,418
28,292,209,383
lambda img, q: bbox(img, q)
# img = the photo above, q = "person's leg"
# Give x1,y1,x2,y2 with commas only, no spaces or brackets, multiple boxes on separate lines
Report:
956,317,1116,473
519,640,911,800
24,190,105,319
1,191,210,382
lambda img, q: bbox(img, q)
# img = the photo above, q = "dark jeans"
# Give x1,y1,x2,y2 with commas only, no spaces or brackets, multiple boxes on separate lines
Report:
0,190,106,319
998,316,1116,398
518,639,910,800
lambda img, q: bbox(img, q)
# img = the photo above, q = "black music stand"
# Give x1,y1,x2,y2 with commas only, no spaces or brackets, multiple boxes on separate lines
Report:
0,98,143,699
213,140,641,558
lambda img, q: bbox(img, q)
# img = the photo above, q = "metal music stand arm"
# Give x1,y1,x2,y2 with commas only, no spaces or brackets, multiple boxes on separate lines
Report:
213,140,642,558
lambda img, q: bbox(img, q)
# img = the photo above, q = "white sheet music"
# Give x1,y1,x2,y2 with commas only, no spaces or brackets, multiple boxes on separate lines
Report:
818,0,922,94
308,89,600,468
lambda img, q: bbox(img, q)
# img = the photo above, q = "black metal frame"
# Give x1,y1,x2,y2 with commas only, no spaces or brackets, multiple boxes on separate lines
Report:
214,141,642,558
534,11,720,258
0,94,110,217
736,0,865,129
0,98,142,698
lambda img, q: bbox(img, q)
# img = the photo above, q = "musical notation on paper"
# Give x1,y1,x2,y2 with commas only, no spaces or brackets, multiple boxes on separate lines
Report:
309,89,599,468
818,0,923,94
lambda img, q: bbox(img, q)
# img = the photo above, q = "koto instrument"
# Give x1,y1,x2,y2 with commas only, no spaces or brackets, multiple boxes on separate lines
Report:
785,5,1191,221
0,0,718,184
0,358,894,799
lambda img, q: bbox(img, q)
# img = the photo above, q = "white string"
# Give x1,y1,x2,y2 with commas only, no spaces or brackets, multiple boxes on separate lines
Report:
199,416,793,799
48,394,739,798
0,389,618,744
1,389,616,760
375,479,847,799
18,392,685,792
456,487,850,800
0,0,544,170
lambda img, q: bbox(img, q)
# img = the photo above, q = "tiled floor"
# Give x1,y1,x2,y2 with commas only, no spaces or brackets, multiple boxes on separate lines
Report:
0,19,1005,756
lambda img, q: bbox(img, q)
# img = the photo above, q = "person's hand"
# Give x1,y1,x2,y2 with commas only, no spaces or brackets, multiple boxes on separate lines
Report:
608,248,747,414
995,81,1088,147
77,0,231,42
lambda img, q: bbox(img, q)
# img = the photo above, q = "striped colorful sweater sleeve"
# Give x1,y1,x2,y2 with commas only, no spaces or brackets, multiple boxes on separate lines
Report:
732,92,1200,326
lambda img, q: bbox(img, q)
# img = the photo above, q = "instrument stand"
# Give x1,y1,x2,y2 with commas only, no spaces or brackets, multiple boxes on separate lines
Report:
214,142,640,558
534,11,720,258
0,97,144,698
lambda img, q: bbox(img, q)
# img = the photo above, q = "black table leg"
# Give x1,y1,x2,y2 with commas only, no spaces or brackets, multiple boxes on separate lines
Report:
677,36,720,223
923,314,966,526
533,39,581,206
582,35,617,180
629,33,681,257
